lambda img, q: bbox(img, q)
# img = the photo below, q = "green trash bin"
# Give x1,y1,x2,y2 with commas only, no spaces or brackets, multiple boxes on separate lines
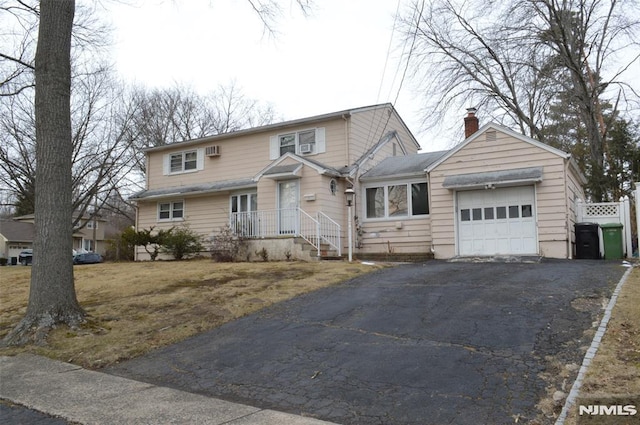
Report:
600,223,624,260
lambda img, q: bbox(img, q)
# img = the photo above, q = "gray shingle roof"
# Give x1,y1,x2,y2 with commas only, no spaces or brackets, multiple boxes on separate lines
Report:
0,220,35,242
130,178,256,200
360,151,449,181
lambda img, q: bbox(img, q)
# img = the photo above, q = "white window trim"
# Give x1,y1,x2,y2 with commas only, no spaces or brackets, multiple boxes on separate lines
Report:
269,127,326,159
362,179,430,222
157,200,185,222
163,149,205,175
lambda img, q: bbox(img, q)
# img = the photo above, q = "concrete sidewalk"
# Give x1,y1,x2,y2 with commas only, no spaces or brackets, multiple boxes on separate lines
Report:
0,354,336,425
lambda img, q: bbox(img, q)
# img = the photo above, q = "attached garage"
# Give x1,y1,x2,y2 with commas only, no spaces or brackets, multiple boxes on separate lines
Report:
456,186,537,256
426,116,587,260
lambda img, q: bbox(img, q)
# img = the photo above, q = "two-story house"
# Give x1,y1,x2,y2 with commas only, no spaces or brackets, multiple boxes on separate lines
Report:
133,103,586,261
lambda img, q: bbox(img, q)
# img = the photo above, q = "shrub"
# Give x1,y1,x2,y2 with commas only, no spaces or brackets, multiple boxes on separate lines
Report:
255,247,269,262
161,225,204,260
210,224,244,262
105,226,136,261
123,226,173,261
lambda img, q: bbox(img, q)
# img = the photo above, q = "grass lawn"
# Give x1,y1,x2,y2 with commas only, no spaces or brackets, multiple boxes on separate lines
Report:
0,260,383,369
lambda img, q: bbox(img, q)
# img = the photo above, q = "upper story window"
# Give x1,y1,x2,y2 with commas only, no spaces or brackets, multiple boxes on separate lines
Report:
158,201,184,221
364,182,429,220
270,128,325,159
86,220,98,230
279,134,297,156
163,149,204,175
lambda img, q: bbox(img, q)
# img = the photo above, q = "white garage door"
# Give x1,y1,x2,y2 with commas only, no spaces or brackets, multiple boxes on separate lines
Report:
457,186,537,256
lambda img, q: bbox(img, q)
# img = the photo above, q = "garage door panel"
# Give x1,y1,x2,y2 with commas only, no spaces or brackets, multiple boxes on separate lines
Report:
457,186,537,256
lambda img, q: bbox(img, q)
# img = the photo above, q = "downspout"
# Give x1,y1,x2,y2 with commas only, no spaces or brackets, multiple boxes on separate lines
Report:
342,113,350,166
564,158,572,259
427,170,435,256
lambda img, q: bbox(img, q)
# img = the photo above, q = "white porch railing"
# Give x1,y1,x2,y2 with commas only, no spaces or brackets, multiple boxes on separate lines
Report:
230,208,341,257
576,197,632,258
318,211,342,257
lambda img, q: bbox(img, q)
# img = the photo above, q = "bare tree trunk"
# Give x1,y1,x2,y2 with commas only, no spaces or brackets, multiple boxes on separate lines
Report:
3,0,84,346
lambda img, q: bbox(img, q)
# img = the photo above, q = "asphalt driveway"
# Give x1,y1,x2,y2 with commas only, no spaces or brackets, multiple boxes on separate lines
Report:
106,259,627,425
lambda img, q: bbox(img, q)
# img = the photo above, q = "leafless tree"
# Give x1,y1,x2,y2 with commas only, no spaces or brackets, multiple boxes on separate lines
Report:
400,0,639,199
130,81,277,172
0,63,142,225
0,0,309,345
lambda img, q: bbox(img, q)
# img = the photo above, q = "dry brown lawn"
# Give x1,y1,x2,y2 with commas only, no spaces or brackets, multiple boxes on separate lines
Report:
0,260,383,369
564,265,640,424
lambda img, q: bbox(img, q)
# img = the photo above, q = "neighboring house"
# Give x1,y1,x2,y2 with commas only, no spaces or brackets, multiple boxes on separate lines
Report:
133,104,586,261
0,220,35,262
6,214,107,256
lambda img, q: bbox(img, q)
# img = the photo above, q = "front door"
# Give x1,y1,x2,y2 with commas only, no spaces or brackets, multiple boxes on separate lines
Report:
278,180,299,234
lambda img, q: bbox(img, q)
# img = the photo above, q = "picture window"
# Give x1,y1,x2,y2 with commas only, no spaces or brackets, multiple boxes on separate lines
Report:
365,182,429,220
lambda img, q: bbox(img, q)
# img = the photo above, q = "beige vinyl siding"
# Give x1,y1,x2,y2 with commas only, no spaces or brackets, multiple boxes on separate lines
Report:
137,104,423,260
135,194,232,260
312,117,349,168
429,129,573,259
348,106,419,169
348,107,391,164
147,132,271,190
358,217,431,254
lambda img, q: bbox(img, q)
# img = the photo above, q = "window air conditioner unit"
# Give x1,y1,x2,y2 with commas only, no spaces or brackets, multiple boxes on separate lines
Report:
205,145,220,157
299,143,313,154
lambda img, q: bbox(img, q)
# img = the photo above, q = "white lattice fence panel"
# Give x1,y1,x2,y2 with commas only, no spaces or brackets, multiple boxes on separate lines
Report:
575,197,632,258
584,203,620,218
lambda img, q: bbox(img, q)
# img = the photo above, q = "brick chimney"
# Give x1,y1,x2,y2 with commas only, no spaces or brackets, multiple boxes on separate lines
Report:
464,107,479,138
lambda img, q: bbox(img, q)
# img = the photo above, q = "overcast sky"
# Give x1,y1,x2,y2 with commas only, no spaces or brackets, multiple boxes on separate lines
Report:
104,0,456,152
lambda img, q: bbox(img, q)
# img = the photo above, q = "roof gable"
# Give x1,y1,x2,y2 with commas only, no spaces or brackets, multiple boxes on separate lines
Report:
253,152,342,181
426,122,570,172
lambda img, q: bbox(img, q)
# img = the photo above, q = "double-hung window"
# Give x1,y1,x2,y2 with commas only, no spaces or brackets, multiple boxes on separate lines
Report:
170,150,197,173
163,149,203,175
279,134,297,156
158,201,184,221
270,128,325,159
365,182,429,219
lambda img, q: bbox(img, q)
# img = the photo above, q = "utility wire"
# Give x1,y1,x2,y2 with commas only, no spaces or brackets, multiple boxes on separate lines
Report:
364,0,425,157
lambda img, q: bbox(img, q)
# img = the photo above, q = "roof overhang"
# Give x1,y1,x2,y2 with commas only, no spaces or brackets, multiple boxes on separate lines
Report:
142,103,409,154
254,152,342,181
442,166,544,190
130,179,256,201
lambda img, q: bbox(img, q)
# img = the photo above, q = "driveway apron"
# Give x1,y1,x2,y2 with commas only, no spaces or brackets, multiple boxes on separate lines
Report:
105,260,626,425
